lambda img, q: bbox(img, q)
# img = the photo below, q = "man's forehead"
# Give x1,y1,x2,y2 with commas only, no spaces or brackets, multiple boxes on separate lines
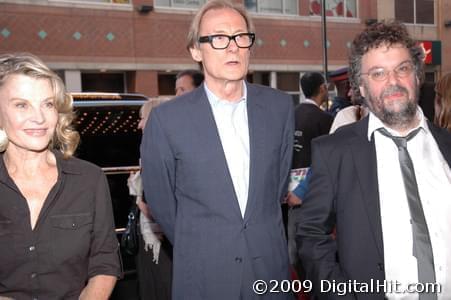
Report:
362,44,410,65
200,8,246,32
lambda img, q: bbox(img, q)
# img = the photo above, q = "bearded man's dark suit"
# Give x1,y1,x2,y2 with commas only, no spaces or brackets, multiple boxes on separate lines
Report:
295,116,451,300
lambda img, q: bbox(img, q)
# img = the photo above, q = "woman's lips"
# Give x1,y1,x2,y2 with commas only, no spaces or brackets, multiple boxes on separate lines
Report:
24,129,48,136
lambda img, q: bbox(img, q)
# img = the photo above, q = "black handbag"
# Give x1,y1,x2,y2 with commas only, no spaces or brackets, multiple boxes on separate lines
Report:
121,204,140,256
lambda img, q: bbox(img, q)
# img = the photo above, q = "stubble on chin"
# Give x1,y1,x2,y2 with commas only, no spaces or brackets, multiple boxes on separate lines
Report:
364,82,420,131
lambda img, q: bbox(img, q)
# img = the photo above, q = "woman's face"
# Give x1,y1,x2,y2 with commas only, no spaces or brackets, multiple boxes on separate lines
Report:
0,74,58,153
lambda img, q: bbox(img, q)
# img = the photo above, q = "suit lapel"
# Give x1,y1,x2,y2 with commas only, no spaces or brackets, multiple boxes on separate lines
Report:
190,86,243,218
349,117,384,259
243,83,265,221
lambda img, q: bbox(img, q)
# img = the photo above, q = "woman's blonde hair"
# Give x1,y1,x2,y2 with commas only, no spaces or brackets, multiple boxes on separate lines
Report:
0,53,80,157
435,73,451,131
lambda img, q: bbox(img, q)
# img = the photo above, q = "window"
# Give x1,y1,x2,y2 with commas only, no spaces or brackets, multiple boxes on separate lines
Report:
309,0,357,18
81,73,125,93
245,0,298,15
155,0,205,9
51,0,131,3
395,0,434,25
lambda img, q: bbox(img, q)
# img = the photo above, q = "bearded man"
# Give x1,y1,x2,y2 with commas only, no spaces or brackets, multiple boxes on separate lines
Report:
295,21,451,300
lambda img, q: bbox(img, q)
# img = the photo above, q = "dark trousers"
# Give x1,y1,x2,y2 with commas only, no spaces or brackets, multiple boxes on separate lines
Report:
136,234,173,300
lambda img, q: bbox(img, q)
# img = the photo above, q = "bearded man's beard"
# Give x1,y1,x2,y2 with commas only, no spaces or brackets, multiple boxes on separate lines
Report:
364,83,419,128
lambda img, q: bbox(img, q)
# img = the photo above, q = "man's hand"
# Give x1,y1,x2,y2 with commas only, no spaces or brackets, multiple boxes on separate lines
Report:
286,191,302,207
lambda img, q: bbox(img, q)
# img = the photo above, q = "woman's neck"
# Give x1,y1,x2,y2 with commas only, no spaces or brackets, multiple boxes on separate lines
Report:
3,148,56,178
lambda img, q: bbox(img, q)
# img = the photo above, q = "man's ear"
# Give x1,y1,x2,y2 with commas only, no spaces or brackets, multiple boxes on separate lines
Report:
190,46,202,63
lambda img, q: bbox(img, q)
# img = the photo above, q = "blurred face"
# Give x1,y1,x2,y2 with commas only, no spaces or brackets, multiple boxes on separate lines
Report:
359,43,419,128
175,75,195,96
319,83,329,104
190,8,250,88
137,102,152,131
0,74,58,153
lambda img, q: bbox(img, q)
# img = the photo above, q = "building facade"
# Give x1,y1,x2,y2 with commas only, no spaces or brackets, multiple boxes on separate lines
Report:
0,0,448,98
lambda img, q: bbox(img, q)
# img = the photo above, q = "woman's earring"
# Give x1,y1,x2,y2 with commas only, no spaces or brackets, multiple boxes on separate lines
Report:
0,128,8,146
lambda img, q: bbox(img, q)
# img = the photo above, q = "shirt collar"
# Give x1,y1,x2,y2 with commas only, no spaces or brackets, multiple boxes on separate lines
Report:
204,81,247,107
0,150,81,185
302,98,319,107
367,106,429,141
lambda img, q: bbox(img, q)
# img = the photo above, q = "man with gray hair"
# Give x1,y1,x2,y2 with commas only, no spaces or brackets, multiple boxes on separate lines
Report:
141,0,294,299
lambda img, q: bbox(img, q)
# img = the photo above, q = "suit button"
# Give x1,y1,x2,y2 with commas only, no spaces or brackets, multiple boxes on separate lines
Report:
31,273,37,279
235,257,242,263
243,223,248,229
377,263,384,271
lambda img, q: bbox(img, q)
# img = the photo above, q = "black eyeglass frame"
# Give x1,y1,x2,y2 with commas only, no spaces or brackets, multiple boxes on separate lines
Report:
198,33,256,50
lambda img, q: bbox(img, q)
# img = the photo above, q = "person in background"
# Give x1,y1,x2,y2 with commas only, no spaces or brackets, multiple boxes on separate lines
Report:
128,99,172,300
129,69,204,299
296,20,451,299
419,81,436,122
0,53,121,299
175,69,204,96
434,73,451,132
327,67,352,117
329,88,369,133
141,0,294,298
288,71,333,272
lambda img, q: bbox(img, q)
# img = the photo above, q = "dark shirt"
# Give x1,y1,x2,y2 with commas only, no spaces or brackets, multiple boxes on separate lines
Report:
292,102,333,168
0,151,121,300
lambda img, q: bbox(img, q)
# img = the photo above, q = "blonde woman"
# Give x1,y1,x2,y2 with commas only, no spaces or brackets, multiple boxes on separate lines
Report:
435,73,451,131
0,53,121,299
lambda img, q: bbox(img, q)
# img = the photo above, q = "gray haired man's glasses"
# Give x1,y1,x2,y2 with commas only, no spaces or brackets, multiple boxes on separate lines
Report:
361,61,415,82
198,33,256,50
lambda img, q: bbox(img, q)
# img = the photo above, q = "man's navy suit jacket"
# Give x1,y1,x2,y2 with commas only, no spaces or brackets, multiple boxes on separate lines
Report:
141,82,294,299
296,116,451,300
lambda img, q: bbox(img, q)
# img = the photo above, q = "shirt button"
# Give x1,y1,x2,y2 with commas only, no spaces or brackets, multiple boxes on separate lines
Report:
31,273,37,279
29,246,36,251
235,257,242,263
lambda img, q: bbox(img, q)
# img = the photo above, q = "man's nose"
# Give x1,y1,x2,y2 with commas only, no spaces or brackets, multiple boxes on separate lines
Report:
227,38,239,52
386,70,401,84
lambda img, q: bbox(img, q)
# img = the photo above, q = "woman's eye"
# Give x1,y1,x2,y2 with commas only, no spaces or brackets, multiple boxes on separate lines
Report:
45,102,55,108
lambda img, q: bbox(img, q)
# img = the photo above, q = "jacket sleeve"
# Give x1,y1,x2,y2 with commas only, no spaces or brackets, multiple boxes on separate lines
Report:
141,109,177,244
295,139,355,300
279,98,295,202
